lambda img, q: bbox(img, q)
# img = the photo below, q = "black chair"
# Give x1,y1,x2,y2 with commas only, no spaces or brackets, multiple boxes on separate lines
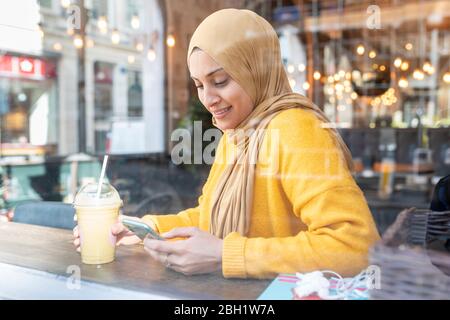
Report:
429,175,450,252
12,201,76,230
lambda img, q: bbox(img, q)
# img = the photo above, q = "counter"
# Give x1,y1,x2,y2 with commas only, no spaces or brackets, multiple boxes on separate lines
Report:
0,222,270,300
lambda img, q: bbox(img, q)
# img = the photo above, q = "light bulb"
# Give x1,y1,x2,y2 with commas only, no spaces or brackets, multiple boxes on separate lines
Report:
73,35,83,49
398,77,408,88
394,57,402,68
111,29,120,44
356,45,365,55
400,61,409,71
313,71,321,81
60,0,71,8
413,69,425,80
166,34,175,47
443,72,450,84
287,65,295,74
97,16,108,34
136,42,144,52
369,50,377,59
53,43,62,51
131,15,140,30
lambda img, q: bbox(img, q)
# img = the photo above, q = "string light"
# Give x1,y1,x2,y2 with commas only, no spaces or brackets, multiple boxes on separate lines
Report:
313,71,321,81
287,65,295,74
356,44,365,55
136,42,144,52
400,61,409,71
298,64,306,72
398,77,409,88
423,61,435,75
405,42,413,51
443,72,450,84
111,29,120,44
394,57,402,68
60,0,71,8
73,35,84,49
53,43,62,51
369,50,377,59
131,15,140,30
413,69,425,80
302,82,310,90
97,16,108,34
166,34,176,47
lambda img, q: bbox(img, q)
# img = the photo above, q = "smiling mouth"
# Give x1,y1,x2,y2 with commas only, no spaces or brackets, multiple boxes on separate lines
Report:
212,106,232,117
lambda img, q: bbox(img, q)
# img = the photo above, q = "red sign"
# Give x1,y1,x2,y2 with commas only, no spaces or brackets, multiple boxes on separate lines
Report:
0,54,56,80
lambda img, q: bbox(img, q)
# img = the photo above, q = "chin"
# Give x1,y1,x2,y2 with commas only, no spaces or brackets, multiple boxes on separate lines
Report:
215,120,236,131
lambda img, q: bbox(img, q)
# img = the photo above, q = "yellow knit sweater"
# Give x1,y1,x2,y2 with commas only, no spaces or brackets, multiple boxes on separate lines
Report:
142,109,380,279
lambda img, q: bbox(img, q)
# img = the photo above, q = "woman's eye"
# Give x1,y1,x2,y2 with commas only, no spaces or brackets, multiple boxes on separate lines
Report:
215,79,228,87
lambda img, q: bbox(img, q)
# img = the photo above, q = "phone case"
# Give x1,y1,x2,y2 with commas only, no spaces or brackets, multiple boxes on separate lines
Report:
121,218,164,240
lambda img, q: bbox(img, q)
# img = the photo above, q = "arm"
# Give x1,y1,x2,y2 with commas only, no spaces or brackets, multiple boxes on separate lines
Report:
141,203,202,235
223,186,379,278
222,109,380,278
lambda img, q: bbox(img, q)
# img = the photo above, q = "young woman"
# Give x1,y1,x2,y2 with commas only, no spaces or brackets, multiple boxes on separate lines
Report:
74,8,380,279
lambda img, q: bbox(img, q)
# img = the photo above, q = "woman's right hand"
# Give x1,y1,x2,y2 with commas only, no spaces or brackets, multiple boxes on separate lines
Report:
72,215,144,252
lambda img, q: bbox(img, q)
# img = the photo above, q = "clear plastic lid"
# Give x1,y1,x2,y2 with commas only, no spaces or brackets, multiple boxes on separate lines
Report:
73,182,122,207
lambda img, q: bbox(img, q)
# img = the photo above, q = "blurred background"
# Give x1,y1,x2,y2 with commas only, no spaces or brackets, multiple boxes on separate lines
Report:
0,0,449,233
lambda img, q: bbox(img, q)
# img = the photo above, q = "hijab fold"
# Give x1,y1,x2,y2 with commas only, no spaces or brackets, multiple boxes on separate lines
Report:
187,9,353,239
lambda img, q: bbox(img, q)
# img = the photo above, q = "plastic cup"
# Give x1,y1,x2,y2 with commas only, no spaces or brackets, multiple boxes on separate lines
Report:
73,182,122,265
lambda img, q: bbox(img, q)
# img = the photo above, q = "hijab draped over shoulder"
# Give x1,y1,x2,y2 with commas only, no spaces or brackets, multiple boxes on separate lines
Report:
187,8,353,239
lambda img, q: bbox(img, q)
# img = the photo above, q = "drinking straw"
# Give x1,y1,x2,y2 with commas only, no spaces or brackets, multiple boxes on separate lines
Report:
96,155,109,199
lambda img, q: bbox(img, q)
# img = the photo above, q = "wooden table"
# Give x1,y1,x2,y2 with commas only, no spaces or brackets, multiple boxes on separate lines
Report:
0,222,270,300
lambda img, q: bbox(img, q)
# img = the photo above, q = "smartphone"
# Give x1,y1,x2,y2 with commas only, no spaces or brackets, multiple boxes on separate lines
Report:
121,218,164,241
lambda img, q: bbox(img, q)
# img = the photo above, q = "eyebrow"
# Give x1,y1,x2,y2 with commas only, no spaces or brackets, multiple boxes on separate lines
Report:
190,67,224,81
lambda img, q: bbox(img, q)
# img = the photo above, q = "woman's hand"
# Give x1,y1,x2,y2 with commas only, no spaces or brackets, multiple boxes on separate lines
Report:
72,215,145,251
143,227,223,276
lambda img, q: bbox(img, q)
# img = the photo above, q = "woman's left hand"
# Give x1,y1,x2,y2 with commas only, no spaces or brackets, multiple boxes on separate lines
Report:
143,227,223,276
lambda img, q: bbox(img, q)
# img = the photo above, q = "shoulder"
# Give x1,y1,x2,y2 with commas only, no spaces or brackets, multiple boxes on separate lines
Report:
265,108,332,148
268,108,318,129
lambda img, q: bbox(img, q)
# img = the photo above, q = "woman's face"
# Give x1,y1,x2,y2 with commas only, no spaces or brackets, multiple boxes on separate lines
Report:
189,49,254,131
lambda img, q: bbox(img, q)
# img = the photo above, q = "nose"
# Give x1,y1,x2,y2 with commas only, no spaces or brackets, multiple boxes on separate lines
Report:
202,86,221,109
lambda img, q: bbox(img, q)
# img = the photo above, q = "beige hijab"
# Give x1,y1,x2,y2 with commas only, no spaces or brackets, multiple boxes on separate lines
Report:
187,9,353,239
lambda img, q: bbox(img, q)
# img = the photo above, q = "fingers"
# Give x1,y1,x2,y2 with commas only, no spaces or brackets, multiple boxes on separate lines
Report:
162,227,200,239
111,222,127,236
144,237,180,255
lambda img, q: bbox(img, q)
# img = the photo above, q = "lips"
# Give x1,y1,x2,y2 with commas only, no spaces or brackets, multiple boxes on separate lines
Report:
212,106,232,119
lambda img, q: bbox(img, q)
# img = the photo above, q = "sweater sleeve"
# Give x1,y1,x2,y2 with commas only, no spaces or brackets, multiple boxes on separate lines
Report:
141,205,201,235
222,109,381,279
